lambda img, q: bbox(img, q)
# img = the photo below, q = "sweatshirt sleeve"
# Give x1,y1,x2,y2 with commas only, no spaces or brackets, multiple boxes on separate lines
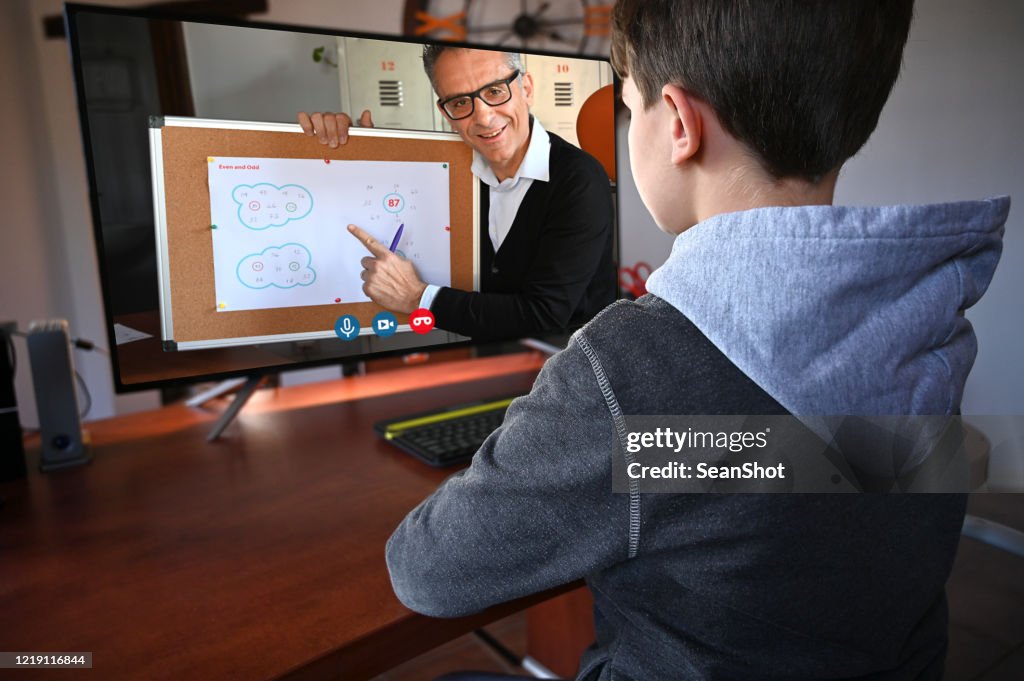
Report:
384,338,631,617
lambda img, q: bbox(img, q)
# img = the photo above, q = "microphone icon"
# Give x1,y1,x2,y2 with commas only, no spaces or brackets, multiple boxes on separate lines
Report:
334,315,360,341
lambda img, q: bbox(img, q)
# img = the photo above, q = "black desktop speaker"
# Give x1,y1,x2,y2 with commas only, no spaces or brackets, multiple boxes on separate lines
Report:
27,320,91,472
0,323,27,481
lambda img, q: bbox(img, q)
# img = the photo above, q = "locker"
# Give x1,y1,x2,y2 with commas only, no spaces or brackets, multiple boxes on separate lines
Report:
523,54,613,147
336,37,450,132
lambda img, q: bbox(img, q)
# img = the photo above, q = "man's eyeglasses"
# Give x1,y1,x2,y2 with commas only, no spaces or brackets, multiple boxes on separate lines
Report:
437,71,521,121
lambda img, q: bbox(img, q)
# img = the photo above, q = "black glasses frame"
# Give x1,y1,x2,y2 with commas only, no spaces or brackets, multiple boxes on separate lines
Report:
437,70,521,121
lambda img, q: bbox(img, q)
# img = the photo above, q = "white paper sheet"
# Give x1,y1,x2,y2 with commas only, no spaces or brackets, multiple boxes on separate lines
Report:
206,157,451,312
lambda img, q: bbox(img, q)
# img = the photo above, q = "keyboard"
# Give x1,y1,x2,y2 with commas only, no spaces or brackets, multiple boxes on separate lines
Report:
374,396,519,467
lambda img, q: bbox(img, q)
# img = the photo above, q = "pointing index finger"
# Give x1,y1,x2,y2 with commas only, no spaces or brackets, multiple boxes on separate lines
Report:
348,224,389,257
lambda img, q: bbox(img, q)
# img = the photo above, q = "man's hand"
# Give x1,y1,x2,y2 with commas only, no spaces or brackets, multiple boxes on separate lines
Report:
297,110,374,148
349,224,427,315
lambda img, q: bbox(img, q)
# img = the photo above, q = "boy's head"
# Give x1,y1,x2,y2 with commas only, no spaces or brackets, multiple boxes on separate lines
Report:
611,0,914,229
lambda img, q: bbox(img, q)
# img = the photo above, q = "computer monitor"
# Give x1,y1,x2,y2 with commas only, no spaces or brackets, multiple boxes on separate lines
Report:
66,3,619,393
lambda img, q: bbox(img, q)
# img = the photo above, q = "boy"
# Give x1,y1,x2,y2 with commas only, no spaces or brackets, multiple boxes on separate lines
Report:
386,1,1010,679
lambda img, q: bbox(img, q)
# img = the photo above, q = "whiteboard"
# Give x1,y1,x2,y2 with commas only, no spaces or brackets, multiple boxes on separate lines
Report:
148,116,478,351
206,157,452,312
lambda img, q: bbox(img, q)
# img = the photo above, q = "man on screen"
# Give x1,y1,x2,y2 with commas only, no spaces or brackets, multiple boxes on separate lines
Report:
299,47,615,341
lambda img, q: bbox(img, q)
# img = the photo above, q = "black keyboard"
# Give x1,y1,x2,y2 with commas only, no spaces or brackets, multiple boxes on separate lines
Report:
373,397,518,467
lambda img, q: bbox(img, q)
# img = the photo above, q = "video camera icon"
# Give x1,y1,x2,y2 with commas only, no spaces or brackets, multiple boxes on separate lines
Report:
372,311,398,338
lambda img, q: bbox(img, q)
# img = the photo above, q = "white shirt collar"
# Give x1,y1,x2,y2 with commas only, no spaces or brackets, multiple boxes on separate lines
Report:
471,116,551,189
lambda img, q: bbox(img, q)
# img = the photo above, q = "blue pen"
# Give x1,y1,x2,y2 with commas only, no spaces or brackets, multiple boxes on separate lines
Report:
389,224,405,253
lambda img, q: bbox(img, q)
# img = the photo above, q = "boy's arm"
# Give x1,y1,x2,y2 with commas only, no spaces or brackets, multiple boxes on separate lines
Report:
385,338,631,617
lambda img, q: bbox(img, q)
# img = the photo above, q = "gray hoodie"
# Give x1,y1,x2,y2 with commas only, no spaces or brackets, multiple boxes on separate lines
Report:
646,197,1008,415
386,197,1009,680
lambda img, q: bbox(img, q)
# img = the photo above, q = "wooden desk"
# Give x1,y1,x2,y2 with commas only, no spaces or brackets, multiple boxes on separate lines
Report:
0,353,581,681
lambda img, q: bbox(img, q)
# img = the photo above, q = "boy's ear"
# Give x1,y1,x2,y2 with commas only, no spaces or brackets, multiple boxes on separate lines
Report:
661,84,702,166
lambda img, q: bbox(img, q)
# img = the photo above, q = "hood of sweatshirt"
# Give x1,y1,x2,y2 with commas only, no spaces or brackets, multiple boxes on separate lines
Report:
645,197,1009,415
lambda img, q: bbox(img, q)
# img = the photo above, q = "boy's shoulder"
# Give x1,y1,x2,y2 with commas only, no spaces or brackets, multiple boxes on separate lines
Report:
572,296,787,416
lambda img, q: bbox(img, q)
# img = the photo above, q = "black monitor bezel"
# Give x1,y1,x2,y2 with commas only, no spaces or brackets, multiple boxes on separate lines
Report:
64,2,621,393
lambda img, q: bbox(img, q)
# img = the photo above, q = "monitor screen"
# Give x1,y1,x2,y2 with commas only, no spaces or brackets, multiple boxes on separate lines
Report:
66,3,619,392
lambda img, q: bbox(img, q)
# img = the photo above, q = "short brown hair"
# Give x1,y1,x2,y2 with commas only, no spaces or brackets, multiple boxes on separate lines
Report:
611,0,914,181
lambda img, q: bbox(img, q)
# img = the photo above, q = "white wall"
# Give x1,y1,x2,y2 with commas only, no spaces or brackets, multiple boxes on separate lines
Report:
183,23,342,123
2,0,148,428
258,0,403,29
0,0,404,428
834,0,1024,416
0,0,67,429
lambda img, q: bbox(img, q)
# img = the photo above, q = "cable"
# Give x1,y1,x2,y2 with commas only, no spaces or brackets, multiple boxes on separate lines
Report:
2,329,15,380
5,324,102,420
0,327,35,432
74,369,92,420
72,337,109,355
5,328,28,381
69,337,104,419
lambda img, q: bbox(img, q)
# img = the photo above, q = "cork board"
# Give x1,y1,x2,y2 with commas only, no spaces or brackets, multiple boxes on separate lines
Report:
152,118,476,349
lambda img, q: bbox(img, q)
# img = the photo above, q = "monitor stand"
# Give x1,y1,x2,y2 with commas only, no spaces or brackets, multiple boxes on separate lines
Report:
185,375,263,442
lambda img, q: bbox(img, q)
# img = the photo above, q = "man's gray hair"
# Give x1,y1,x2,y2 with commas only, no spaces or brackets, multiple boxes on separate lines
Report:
421,45,524,93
